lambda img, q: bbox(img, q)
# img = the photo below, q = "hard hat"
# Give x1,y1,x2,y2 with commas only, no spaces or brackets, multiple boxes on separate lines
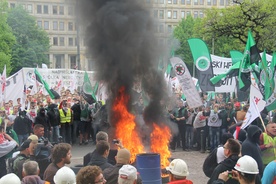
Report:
166,159,189,177
0,173,21,184
54,166,76,184
234,155,259,174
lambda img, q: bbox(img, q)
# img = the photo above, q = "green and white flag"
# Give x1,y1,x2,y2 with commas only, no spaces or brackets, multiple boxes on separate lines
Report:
81,71,97,104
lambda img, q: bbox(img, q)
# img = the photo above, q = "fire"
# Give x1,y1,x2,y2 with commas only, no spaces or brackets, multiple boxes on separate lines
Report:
150,123,171,167
113,87,144,163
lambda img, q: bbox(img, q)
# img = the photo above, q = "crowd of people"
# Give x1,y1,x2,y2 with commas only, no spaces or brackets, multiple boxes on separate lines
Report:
0,89,276,183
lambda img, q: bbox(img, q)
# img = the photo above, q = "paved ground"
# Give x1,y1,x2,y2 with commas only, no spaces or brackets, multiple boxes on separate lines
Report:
69,143,209,183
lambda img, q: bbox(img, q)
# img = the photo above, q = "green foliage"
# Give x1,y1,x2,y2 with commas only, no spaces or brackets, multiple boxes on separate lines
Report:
7,6,50,74
0,0,15,75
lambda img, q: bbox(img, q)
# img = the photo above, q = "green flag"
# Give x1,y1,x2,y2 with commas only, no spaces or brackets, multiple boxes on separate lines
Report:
259,50,271,100
210,61,240,84
266,53,276,111
81,71,96,104
238,31,261,91
34,69,55,99
188,38,215,92
230,50,243,65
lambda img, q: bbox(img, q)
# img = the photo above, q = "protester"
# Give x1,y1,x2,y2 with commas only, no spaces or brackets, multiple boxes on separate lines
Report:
76,165,106,184
241,125,263,176
118,164,138,184
262,160,276,183
88,140,112,170
59,100,73,144
53,166,76,184
21,160,47,184
166,158,193,184
13,110,32,145
43,143,72,184
47,103,60,143
71,98,81,145
208,138,240,184
214,155,259,184
34,107,51,140
0,173,21,184
259,122,276,167
103,148,131,184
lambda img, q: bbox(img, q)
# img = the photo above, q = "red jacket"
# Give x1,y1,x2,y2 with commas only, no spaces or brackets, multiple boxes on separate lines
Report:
168,179,193,184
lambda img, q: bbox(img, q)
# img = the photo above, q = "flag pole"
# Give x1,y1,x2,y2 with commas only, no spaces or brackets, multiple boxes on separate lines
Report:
259,115,267,133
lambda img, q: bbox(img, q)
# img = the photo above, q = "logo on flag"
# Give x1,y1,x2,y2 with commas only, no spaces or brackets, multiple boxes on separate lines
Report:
174,64,185,76
195,56,210,71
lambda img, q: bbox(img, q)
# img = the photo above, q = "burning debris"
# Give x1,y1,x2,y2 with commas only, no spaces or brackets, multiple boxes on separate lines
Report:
78,0,171,163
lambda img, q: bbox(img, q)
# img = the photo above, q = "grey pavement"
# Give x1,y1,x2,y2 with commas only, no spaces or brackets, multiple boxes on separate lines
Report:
69,143,209,183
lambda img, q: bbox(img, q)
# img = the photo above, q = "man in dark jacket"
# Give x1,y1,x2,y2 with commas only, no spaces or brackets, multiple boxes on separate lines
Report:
208,138,240,184
47,103,60,143
241,125,263,177
13,110,32,145
88,140,112,171
71,98,81,145
34,108,51,140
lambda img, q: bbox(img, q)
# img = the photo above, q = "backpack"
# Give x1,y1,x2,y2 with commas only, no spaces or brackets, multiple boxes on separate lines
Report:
202,147,218,178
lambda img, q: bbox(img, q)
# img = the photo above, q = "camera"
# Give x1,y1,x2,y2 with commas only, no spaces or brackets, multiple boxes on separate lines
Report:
112,139,119,144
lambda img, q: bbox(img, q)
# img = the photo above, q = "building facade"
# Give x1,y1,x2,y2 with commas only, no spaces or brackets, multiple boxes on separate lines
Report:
7,0,230,70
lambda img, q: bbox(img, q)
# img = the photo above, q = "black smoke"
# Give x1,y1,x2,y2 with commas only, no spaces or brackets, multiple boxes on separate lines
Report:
77,0,169,130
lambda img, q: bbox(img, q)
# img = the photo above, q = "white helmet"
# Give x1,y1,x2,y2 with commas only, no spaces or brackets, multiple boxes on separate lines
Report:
166,159,189,177
54,166,76,184
234,155,259,174
0,173,21,184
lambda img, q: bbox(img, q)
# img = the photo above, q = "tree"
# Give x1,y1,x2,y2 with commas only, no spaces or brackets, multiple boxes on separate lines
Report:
202,0,276,53
7,6,50,74
0,0,15,75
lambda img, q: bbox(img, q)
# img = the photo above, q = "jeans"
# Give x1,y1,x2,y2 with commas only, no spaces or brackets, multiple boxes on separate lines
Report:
185,125,194,149
52,125,60,143
18,134,29,145
60,123,71,144
72,120,80,144
209,126,221,151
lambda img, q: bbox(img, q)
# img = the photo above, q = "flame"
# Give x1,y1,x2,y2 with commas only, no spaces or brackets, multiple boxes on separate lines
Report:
150,123,171,167
113,87,144,163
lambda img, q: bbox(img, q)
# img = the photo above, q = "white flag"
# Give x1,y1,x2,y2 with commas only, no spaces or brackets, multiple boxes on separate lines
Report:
241,84,266,129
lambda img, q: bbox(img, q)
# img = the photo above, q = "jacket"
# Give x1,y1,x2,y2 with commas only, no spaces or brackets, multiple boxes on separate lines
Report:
168,179,193,184
88,151,112,171
21,175,48,184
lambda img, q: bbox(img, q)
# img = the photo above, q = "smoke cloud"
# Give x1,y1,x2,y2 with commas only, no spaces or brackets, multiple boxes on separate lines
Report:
77,0,169,131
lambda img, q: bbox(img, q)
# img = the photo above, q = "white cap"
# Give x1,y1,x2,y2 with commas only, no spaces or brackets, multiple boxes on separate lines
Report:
54,166,76,184
118,164,137,182
0,173,21,184
234,155,259,174
166,159,189,177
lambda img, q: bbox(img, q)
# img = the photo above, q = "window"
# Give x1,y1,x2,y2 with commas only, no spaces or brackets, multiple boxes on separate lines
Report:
68,6,74,15
68,37,74,46
159,10,164,19
37,21,42,28
154,24,158,32
213,0,217,5
53,21,58,30
154,10,158,18
207,0,211,5
173,0,177,4
53,5,57,14
53,37,58,46
186,0,191,5
194,0,198,5
44,21,49,30
60,37,65,46
220,0,224,5
55,55,63,68
27,4,32,13
168,0,172,4
200,0,204,5
168,25,172,33
10,3,15,8
59,22,64,31
159,24,164,33
194,11,198,18
43,5,48,14
199,11,204,18
226,0,230,5
160,0,164,3
173,11,177,19
186,11,191,16
167,10,172,19
59,6,64,15
37,5,42,14
68,22,74,31
181,11,185,18
70,56,77,69
181,0,185,4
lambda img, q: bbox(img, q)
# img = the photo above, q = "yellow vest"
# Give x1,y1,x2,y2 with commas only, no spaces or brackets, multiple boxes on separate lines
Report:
262,133,276,165
59,108,72,123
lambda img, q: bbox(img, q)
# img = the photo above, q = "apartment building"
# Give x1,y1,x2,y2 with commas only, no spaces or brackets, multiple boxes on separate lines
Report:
7,0,230,70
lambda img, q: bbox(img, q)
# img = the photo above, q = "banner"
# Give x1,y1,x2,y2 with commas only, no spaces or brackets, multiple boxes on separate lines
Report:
6,70,25,105
170,57,202,108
